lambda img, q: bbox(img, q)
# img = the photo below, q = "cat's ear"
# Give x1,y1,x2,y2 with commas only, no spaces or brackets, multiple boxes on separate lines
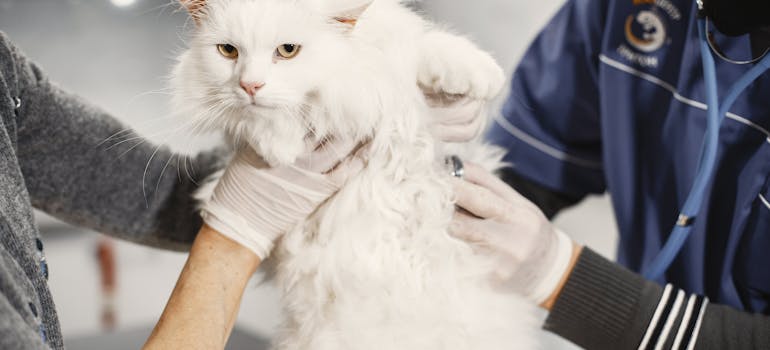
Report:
180,0,207,24
318,0,374,28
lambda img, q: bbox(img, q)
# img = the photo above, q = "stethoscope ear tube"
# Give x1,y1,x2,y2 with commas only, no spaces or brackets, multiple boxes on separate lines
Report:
642,18,770,281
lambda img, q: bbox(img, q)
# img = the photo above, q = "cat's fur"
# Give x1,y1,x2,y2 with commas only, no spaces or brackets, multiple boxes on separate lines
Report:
174,0,540,348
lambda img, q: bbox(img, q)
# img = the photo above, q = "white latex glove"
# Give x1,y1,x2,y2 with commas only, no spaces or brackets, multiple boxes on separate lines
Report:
427,97,485,142
448,162,575,304
201,138,366,260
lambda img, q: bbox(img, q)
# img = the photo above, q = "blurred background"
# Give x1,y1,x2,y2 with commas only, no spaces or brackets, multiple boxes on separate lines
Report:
0,0,617,349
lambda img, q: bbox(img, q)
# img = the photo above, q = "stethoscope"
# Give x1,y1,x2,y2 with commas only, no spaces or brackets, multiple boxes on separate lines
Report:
643,0,770,280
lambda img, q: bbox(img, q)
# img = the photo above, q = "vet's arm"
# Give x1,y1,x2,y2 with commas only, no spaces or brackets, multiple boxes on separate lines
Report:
4,32,224,250
544,248,770,350
453,163,770,349
144,225,259,350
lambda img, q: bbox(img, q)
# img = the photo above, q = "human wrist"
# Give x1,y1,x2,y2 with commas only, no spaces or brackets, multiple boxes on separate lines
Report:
195,224,261,273
201,208,274,260
540,242,583,310
525,229,576,304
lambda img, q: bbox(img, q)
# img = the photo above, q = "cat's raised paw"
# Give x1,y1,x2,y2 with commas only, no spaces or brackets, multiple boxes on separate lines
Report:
417,30,505,101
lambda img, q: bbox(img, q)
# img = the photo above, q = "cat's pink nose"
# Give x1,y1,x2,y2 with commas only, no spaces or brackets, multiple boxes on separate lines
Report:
240,81,265,96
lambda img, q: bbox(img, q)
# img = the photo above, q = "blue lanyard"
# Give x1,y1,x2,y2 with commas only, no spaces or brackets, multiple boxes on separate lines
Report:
643,16,770,280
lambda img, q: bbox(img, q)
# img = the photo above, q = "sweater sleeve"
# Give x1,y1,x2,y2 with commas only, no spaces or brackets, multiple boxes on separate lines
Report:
545,248,770,349
6,33,226,251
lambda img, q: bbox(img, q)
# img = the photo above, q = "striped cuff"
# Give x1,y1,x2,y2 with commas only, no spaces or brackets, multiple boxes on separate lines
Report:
637,285,708,350
544,248,709,350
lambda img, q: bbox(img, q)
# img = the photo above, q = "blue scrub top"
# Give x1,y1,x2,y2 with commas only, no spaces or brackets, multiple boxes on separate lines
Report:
488,0,770,313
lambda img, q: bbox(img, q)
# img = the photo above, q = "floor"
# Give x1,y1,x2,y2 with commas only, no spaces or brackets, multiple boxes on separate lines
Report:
1,0,619,349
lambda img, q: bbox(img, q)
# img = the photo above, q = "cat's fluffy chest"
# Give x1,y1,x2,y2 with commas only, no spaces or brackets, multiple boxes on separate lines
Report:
269,140,539,350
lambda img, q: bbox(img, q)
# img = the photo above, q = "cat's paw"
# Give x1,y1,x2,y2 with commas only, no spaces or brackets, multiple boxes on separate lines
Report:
417,30,505,101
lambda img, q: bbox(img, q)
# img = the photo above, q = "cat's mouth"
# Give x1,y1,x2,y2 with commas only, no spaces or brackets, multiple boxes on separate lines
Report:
245,99,277,110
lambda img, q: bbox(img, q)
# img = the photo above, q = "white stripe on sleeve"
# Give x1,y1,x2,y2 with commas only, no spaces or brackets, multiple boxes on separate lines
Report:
638,284,673,350
654,290,685,350
671,294,697,349
686,298,710,350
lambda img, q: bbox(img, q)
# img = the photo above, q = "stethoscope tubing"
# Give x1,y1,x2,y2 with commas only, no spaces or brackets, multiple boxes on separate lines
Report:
643,18,770,280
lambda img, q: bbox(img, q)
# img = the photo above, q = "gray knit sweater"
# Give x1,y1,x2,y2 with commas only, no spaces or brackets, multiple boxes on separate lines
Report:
0,32,223,349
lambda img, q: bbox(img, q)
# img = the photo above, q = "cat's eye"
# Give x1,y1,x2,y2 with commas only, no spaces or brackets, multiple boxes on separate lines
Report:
275,44,301,59
217,44,239,59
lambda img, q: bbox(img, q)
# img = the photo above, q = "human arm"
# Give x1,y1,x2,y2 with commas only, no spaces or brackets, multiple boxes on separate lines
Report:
144,140,365,348
452,163,770,350
545,248,770,350
3,31,223,250
143,225,259,350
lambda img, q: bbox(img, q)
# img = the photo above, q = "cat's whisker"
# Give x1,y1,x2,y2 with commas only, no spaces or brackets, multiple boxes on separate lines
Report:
116,140,147,159
105,119,195,151
127,88,175,107
106,135,148,151
142,143,165,207
98,113,192,149
187,103,227,136
139,123,194,204
176,154,183,183
154,153,177,197
142,0,178,16
184,155,199,186
97,129,137,148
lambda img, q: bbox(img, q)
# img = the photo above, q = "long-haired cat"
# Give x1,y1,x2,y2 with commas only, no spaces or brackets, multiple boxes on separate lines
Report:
174,0,540,348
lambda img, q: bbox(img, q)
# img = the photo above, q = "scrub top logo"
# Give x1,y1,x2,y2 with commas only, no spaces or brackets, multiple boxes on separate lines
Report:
625,11,666,53
617,0,681,68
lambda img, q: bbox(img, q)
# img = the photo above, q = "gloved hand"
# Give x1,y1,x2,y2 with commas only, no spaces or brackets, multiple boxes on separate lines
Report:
427,97,486,142
448,161,576,304
201,138,366,260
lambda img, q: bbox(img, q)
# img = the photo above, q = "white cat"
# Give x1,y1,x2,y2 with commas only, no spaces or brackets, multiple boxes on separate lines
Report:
174,0,540,349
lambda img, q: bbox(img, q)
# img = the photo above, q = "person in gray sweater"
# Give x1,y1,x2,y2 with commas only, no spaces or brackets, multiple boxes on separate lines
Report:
0,30,232,348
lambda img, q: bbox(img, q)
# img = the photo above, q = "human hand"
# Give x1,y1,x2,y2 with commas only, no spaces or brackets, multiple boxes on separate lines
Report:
427,97,486,142
448,161,577,305
201,138,367,260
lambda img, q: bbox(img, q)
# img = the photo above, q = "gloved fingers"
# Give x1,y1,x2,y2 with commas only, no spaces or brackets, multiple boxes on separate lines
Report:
430,98,484,125
432,115,484,142
232,147,270,169
448,211,490,243
431,100,485,142
295,137,358,173
462,162,533,208
451,177,507,219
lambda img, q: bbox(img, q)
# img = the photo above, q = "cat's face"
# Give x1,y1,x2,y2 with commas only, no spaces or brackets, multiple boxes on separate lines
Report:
175,0,373,165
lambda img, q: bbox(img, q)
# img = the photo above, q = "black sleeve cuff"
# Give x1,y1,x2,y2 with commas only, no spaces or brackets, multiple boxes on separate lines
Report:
544,248,663,349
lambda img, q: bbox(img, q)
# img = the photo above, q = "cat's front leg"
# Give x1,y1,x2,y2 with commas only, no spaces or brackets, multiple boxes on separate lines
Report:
417,30,505,102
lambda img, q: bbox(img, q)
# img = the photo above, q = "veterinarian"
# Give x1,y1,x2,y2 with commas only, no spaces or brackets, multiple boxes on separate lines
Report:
450,0,770,349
